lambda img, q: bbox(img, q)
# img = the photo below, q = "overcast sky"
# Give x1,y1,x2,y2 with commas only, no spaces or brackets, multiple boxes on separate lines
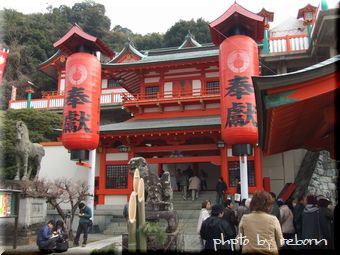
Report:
1,0,338,35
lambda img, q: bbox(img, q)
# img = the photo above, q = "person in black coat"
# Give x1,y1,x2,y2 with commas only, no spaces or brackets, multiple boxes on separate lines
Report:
293,194,307,239
317,196,333,248
302,195,323,249
269,192,280,221
223,199,238,237
200,204,235,251
215,177,227,205
54,219,69,252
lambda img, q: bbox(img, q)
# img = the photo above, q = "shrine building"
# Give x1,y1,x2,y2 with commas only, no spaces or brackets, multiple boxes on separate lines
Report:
8,2,339,207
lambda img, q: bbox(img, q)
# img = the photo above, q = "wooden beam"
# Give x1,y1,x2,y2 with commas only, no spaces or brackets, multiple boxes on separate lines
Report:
144,155,221,164
134,144,217,153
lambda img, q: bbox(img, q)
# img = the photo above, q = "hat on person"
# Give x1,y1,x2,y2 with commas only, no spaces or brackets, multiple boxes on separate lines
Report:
317,195,331,206
211,204,224,216
306,195,317,205
316,195,330,202
79,200,86,209
277,198,285,207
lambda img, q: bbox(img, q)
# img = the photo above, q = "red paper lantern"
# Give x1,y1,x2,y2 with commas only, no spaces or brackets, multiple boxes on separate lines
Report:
219,35,259,145
61,52,101,150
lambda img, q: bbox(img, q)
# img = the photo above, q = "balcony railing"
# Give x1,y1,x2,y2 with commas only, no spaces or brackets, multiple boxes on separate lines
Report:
123,87,220,104
268,34,309,54
9,87,221,110
9,92,125,110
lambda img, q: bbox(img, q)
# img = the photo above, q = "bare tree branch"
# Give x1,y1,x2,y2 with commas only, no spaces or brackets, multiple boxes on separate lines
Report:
18,178,89,240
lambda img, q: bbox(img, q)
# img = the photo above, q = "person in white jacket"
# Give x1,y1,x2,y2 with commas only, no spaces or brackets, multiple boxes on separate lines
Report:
197,200,211,249
189,174,201,200
278,199,295,239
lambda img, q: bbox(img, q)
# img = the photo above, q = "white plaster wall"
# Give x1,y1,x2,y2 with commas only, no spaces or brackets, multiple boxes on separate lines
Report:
104,195,127,205
144,107,159,113
164,82,173,98
262,149,307,195
205,72,219,78
59,79,65,92
206,103,220,109
192,80,201,95
101,79,108,89
106,153,128,161
185,104,201,110
101,88,128,94
39,146,89,182
144,77,160,83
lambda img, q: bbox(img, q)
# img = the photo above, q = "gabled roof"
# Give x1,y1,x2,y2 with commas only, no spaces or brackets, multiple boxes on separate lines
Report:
257,8,274,23
53,23,114,58
38,50,67,80
253,55,339,159
209,2,264,46
109,40,146,63
297,4,317,19
178,32,202,49
102,47,219,94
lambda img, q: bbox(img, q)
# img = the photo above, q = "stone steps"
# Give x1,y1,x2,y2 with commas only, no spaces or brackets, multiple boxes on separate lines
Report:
104,191,216,236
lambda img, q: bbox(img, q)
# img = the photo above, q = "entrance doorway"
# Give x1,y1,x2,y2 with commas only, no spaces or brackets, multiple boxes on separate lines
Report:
162,163,220,191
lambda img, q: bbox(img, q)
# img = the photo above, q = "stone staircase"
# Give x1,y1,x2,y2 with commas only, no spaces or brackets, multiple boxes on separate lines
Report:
173,190,215,234
103,190,216,251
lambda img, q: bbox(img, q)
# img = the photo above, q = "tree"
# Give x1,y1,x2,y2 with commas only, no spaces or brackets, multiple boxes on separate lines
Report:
0,109,62,180
163,18,211,48
68,1,111,40
19,178,89,240
133,33,164,51
1,1,213,110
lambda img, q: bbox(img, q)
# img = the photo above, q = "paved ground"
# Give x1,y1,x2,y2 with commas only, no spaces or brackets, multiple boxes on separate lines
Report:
1,233,202,254
1,234,122,255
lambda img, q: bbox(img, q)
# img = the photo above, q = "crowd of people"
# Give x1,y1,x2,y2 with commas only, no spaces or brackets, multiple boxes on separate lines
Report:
197,189,335,253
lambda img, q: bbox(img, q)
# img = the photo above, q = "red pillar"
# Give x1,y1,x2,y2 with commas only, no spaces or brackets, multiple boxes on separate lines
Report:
254,146,263,191
127,148,135,199
98,147,106,204
220,146,229,194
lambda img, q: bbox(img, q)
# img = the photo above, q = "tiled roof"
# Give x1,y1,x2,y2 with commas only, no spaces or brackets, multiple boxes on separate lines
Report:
100,115,221,133
103,48,218,67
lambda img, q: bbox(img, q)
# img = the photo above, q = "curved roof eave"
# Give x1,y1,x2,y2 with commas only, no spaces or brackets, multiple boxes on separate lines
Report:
102,49,219,69
108,42,146,63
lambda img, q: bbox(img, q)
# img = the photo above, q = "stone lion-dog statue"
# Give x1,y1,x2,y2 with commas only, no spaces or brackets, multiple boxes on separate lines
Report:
128,157,178,233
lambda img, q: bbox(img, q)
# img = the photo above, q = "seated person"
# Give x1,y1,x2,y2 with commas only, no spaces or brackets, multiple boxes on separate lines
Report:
54,219,69,252
36,219,58,252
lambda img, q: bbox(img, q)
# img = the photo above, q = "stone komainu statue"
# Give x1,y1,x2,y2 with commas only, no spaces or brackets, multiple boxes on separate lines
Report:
128,157,173,211
128,157,178,233
14,121,45,180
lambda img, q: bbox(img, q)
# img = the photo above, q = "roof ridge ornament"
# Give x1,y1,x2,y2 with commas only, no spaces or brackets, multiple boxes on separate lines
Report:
178,31,202,49
127,37,136,48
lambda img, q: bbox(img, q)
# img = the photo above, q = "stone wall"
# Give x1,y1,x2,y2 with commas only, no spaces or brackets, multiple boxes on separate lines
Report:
293,150,338,205
307,151,338,205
